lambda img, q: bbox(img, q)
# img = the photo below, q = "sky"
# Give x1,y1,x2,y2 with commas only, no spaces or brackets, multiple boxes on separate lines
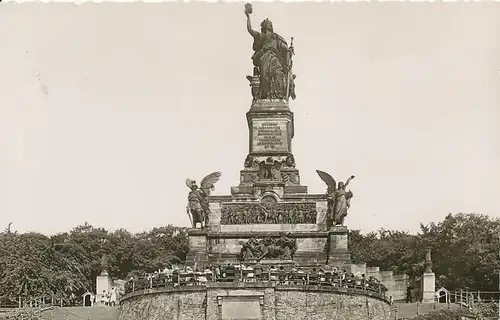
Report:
1,2,500,235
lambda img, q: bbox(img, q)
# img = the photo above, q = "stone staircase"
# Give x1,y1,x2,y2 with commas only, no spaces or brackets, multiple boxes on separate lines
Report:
41,306,118,320
392,302,461,319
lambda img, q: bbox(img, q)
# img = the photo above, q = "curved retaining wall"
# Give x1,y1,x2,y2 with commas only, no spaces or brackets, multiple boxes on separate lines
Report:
119,283,392,320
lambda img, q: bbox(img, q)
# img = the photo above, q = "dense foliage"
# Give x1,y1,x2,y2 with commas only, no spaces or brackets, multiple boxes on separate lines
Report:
0,223,188,305
1,213,499,305
350,213,500,292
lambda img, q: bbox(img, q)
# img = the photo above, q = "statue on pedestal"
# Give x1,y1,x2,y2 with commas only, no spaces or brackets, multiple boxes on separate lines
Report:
316,170,355,229
424,246,433,273
185,172,222,228
100,255,109,276
244,3,296,101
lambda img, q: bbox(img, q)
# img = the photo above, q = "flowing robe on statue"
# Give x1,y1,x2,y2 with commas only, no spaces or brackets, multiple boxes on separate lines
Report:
334,188,348,225
252,32,290,99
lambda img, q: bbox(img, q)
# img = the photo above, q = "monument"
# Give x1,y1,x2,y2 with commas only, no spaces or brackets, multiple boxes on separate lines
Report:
119,5,394,320
184,3,355,272
421,246,436,303
96,255,112,304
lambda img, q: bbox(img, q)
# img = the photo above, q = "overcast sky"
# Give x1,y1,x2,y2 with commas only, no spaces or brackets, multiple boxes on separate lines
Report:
1,2,499,235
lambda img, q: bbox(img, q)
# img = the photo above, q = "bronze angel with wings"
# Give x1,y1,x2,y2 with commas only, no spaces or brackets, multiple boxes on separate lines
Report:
185,172,222,228
316,170,355,229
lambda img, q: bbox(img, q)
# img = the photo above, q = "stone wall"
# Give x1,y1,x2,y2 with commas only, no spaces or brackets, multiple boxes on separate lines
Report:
119,287,206,320
274,287,391,320
339,261,409,300
351,266,409,301
393,274,410,301
119,283,391,320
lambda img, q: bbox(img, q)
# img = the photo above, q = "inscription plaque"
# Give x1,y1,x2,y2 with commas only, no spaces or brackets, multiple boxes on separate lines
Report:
221,297,262,320
252,120,289,153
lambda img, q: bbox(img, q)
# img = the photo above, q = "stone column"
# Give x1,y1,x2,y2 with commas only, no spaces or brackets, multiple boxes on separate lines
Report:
327,226,351,270
96,273,112,304
96,255,112,304
381,271,395,300
421,246,436,303
186,228,209,269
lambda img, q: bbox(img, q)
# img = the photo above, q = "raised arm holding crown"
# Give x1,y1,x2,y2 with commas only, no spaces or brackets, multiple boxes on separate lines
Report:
244,3,294,100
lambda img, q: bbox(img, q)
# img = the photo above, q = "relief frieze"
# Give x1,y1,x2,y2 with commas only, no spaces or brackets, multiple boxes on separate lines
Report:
220,202,317,225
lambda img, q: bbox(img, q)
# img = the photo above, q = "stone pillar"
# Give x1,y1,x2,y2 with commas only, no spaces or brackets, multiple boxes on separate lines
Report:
381,271,395,300
96,255,112,304
186,228,209,269
327,226,351,269
393,274,410,301
96,274,112,304
366,267,381,281
421,246,436,303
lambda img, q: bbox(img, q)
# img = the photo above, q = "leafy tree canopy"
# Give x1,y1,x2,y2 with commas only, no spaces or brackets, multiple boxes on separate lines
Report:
1,213,498,302
350,213,500,291
0,223,188,303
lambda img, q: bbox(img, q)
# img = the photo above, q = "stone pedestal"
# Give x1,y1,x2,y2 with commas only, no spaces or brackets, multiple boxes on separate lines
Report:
234,99,307,197
326,226,351,269
247,100,294,155
421,246,435,303
186,228,208,268
421,272,436,303
96,274,112,303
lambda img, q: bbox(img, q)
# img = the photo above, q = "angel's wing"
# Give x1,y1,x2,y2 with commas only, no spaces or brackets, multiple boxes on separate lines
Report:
200,171,222,189
316,170,336,190
185,178,195,189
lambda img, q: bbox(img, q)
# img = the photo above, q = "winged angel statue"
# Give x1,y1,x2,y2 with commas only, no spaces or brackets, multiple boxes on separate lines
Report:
316,170,355,229
185,172,222,228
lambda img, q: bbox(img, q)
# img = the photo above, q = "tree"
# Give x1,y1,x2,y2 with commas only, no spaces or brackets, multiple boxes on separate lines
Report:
0,231,88,303
420,213,500,291
350,228,422,276
349,213,500,292
0,223,190,303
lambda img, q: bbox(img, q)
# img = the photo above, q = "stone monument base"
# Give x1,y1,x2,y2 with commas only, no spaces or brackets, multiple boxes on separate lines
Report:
119,282,391,320
186,228,346,269
421,272,436,303
326,226,352,270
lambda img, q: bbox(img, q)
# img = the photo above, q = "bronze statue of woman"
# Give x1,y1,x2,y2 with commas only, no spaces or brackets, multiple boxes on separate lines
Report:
317,170,355,228
245,4,292,100
333,176,355,226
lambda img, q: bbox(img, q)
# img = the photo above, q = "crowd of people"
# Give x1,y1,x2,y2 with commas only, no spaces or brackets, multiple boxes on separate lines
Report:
124,263,388,297
100,287,118,306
